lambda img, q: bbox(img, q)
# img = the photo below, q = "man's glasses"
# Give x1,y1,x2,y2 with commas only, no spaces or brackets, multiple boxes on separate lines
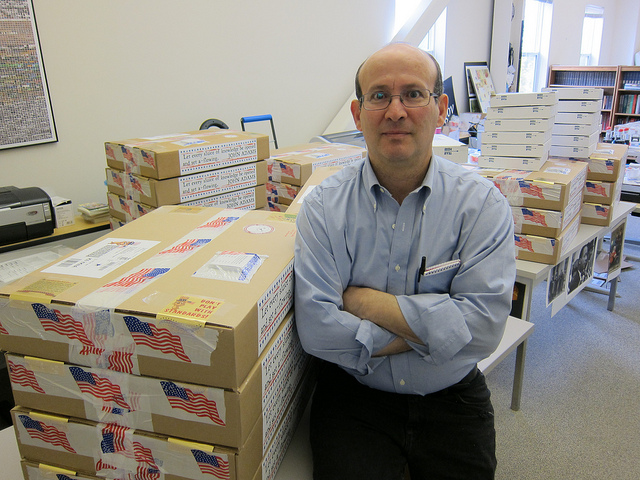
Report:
360,89,439,111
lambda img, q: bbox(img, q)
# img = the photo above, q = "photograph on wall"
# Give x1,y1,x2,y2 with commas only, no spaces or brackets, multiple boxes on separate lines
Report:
0,0,57,150
546,257,568,308
566,237,598,300
466,64,496,114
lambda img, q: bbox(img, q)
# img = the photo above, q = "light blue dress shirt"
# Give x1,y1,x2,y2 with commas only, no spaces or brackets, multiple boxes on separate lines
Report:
294,155,516,395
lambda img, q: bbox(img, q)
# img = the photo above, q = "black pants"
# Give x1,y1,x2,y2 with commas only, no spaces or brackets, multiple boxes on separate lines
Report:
310,362,497,480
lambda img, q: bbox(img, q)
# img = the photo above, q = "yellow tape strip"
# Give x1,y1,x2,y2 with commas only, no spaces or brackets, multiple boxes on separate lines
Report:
29,411,68,423
39,463,76,475
167,436,214,452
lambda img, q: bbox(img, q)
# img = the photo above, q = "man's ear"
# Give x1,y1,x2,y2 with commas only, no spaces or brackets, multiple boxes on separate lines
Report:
351,99,363,131
436,93,449,127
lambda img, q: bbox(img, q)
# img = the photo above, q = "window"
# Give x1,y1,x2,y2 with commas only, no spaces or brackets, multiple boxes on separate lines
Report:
394,0,447,71
518,0,553,93
579,6,604,66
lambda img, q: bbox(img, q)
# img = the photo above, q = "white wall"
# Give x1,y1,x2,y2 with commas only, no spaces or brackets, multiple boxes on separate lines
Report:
2,0,393,206
548,0,640,67
3,0,638,209
444,0,495,108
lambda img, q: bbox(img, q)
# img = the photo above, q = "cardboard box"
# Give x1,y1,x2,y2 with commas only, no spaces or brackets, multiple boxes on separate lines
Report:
106,160,268,207
542,87,603,101
586,143,628,182
0,206,296,390
285,166,345,217
511,201,580,238
107,187,267,224
268,143,366,186
265,200,289,212
13,365,316,480
581,202,615,226
478,154,546,171
12,405,261,480
551,131,600,147
583,177,622,205
107,192,155,223
481,140,550,158
489,91,557,107
552,122,600,136
554,111,600,125
265,182,300,205
432,134,468,164
50,197,75,229
485,104,557,119
105,130,270,180
556,99,602,113
550,144,596,159
483,117,555,132
485,158,588,211
6,311,310,449
482,130,552,145
514,212,581,264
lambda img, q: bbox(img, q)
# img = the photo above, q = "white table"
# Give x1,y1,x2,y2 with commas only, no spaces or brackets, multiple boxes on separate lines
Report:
506,201,637,410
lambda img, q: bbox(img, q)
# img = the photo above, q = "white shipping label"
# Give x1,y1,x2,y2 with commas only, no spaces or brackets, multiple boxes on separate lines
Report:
178,163,258,202
42,239,160,278
178,138,258,175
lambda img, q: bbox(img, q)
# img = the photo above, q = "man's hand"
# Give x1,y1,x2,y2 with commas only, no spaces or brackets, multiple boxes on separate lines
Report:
343,286,423,345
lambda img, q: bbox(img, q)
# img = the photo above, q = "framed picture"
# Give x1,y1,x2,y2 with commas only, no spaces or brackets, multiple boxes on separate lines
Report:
464,61,487,113
466,64,496,114
0,0,57,150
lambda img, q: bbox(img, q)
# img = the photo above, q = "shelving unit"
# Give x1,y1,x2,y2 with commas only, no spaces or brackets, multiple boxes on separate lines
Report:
547,65,618,132
614,66,640,126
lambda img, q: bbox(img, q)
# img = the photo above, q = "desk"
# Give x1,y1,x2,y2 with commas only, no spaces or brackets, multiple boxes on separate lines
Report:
0,216,109,255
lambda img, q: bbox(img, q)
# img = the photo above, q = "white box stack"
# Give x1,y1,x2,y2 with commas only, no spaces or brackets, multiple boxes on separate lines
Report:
480,92,557,171
544,87,603,159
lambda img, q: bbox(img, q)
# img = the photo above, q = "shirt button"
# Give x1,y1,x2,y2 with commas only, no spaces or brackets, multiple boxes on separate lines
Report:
392,223,396,229
395,265,401,272
400,379,406,386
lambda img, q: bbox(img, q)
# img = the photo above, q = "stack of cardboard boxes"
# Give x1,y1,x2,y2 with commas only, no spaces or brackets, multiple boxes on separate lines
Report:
265,143,367,211
471,158,588,264
581,143,628,226
479,92,557,171
0,206,315,480
105,130,271,228
544,87,603,159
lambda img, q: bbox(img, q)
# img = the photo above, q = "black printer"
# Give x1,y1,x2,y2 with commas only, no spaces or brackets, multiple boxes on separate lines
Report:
0,186,55,246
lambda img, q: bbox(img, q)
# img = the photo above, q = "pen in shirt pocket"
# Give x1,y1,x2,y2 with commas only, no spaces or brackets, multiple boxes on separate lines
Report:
417,257,461,282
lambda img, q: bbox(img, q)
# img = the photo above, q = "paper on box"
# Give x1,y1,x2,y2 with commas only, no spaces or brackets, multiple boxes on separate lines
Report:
482,130,552,145
478,154,546,171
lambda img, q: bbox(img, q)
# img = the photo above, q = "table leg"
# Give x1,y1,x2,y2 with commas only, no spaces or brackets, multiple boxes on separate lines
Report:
607,276,618,311
510,340,528,411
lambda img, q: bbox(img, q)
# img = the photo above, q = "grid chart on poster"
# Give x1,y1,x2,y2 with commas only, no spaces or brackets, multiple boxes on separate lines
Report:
0,0,57,149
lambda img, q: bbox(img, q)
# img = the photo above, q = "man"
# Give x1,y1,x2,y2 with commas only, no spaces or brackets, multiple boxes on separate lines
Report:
294,43,516,479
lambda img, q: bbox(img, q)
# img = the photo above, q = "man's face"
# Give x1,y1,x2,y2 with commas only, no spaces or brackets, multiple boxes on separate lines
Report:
351,45,448,169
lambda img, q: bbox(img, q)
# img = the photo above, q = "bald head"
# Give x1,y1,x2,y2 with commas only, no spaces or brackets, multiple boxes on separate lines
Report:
355,44,443,102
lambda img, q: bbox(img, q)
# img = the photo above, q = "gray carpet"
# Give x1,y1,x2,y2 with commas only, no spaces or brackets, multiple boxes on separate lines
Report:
491,213,640,479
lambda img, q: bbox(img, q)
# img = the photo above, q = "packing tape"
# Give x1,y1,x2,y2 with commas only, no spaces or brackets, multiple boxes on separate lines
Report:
38,463,77,476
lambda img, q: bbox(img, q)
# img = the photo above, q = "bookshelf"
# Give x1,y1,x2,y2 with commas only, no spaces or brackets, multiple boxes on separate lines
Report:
614,66,640,125
548,65,640,132
547,65,618,132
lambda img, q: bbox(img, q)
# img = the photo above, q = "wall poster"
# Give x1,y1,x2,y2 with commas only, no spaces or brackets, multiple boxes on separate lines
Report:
0,0,57,150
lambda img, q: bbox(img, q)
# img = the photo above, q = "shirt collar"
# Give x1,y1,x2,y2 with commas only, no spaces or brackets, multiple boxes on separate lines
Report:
362,155,436,211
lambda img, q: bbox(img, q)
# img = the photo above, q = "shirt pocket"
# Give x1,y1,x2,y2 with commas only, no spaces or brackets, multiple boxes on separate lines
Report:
416,263,460,294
